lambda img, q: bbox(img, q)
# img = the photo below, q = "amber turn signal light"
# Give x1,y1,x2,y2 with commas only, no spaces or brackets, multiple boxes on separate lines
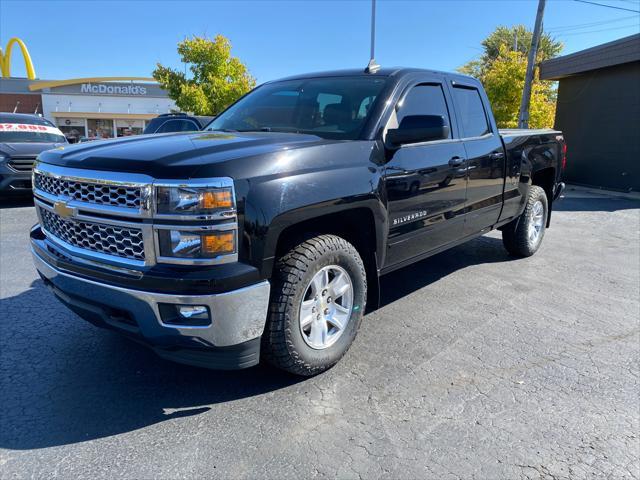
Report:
202,231,235,255
201,189,233,209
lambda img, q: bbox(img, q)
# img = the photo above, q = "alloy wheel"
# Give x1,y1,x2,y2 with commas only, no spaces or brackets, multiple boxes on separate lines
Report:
529,200,545,245
299,265,354,350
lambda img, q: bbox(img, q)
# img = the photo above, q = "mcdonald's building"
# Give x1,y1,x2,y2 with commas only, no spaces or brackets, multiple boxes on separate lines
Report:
1,38,177,140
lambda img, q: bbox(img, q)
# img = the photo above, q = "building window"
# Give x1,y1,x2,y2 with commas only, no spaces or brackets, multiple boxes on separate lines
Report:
56,118,86,143
116,119,144,137
87,119,114,139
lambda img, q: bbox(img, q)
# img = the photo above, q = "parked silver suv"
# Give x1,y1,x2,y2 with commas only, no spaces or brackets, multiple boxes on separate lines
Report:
0,113,67,193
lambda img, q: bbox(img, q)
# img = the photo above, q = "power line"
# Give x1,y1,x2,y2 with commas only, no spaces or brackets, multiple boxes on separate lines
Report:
546,14,638,31
573,0,640,13
556,23,639,36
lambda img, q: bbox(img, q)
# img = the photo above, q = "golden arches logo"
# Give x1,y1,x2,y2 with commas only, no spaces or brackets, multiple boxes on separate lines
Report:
0,37,37,80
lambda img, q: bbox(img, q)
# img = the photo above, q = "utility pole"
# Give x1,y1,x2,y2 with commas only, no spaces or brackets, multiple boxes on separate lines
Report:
366,0,380,73
518,0,546,128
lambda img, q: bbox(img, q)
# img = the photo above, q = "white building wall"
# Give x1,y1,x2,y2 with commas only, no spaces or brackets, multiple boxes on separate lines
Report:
41,93,177,122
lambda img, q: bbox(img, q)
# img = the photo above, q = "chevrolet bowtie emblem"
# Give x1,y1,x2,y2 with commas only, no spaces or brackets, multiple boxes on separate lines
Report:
53,201,75,219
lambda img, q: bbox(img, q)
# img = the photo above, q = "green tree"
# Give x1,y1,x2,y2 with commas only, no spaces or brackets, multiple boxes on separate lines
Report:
153,35,255,115
482,47,556,128
459,25,562,128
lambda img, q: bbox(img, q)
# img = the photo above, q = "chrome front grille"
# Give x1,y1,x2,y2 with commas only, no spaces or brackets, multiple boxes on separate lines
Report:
8,156,37,172
34,172,142,209
40,208,145,261
33,162,238,269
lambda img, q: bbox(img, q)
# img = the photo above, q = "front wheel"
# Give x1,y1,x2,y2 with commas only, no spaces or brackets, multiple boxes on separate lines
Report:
502,185,548,257
262,235,367,376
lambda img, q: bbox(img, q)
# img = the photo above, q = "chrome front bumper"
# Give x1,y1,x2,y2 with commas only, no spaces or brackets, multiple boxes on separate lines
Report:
32,247,270,366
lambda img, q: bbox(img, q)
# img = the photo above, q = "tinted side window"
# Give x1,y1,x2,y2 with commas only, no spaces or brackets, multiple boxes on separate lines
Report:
156,120,199,133
452,87,490,137
144,118,164,133
397,84,452,138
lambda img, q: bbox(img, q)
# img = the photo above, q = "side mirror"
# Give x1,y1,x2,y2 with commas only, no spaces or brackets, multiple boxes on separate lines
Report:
386,115,450,147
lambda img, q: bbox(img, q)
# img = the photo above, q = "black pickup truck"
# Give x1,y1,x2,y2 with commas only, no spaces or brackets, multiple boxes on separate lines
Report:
31,68,566,375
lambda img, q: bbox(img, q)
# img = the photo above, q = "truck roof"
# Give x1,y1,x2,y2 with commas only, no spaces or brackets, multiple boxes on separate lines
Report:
270,67,478,84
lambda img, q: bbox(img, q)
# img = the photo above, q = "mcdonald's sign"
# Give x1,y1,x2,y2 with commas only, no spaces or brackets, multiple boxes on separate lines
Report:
0,37,37,80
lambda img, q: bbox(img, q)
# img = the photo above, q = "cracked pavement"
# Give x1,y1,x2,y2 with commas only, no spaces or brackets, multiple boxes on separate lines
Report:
1,190,639,479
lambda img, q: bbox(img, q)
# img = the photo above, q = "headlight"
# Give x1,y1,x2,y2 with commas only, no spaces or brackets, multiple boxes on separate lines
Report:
156,186,234,216
157,229,236,260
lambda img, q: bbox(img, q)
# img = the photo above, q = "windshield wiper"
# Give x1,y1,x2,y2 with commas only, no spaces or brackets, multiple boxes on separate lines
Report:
237,127,302,134
206,128,239,133
235,127,273,132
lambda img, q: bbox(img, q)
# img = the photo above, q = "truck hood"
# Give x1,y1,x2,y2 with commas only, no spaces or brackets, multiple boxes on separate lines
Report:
1,142,65,157
36,131,332,179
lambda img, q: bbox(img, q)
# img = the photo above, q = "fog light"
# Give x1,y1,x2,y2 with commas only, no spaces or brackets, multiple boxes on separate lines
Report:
158,303,211,327
178,305,208,320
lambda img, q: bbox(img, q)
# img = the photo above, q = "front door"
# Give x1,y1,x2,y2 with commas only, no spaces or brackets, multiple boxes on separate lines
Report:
384,81,468,268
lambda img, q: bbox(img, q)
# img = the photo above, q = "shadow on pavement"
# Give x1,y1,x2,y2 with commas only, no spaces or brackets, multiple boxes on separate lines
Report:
0,279,309,450
379,235,515,307
0,195,34,209
0,236,514,450
555,195,639,213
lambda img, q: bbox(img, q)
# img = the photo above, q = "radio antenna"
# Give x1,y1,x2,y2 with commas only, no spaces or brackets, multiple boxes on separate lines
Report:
365,0,380,73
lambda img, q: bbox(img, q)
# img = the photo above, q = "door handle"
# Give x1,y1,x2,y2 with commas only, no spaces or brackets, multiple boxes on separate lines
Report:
449,156,464,167
489,152,505,160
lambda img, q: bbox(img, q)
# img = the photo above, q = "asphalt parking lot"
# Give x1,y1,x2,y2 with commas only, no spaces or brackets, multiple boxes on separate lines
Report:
1,189,639,479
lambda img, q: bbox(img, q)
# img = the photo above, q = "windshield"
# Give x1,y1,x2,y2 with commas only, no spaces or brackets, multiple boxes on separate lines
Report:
206,76,388,140
0,123,66,143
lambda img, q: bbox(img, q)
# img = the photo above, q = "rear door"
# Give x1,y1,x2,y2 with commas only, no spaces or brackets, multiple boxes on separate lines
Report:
449,81,505,235
383,79,468,268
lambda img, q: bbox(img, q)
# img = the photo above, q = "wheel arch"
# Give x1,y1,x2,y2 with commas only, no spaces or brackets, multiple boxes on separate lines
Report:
263,202,385,311
531,166,556,227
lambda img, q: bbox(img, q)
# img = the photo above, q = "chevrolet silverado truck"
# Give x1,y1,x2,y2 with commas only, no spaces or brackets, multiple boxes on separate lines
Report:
31,68,566,376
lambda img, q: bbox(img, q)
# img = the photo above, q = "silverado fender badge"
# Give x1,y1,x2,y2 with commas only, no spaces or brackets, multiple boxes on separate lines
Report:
53,201,75,219
392,210,428,226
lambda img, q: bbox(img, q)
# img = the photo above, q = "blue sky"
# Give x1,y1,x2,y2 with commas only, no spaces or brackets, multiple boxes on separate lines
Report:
1,0,639,82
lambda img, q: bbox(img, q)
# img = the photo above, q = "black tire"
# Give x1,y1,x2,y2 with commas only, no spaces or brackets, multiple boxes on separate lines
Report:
502,185,548,257
439,175,452,188
262,234,367,376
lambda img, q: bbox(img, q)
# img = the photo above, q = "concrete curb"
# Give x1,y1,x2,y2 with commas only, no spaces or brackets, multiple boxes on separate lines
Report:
565,184,640,201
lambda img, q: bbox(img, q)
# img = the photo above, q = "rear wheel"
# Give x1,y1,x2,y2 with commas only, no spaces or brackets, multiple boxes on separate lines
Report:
262,235,367,376
502,185,548,257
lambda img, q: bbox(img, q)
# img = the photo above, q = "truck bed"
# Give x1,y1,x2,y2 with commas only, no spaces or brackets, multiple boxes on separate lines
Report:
499,128,561,137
